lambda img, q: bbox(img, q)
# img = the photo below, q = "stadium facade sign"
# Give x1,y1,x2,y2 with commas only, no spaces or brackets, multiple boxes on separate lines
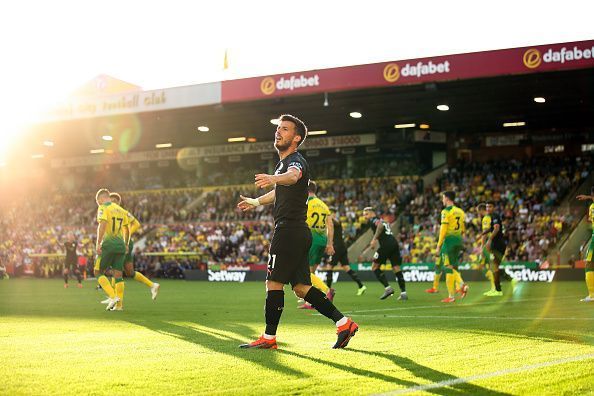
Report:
44,82,221,121
50,133,376,168
222,40,594,103
42,40,594,121
523,45,594,69
261,74,321,95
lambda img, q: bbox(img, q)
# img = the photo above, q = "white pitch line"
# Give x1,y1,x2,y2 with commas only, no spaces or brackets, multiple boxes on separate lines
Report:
351,314,594,321
376,353,594,395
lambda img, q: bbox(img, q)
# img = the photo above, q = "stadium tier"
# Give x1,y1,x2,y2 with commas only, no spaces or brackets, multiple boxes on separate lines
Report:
1,155,589,277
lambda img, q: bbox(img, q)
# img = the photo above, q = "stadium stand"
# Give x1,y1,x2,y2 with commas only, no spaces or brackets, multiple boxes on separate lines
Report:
1,155,589,277
397,156,589,263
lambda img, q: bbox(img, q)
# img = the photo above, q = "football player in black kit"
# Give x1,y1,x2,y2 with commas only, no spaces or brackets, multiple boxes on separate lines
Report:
484,202,517,296
359,207,407,300
63,233,82,288
237,114,358,349
322,206,366,295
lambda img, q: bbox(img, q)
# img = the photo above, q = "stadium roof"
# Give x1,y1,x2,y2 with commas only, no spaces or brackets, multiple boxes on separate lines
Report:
18,40,594,160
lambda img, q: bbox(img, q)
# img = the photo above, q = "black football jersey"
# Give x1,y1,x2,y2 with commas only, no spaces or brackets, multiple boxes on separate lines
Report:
369,217,397,248
64,241,77,263
273,151,309,226
489,213,507,245
332,217,347,252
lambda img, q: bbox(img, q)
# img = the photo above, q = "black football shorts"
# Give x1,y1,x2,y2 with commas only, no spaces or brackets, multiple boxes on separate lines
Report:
267,226,312,287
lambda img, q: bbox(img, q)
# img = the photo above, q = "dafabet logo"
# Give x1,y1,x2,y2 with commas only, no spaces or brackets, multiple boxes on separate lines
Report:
383,63,400,82
523,45,594,69
383,60,450,82
260,77,275,95
259,74,320,95
523,48,542,69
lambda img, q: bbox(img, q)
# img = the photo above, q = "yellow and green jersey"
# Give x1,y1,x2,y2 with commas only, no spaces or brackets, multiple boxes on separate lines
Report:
97,202,130,244
306,196,330,236
124,209,141,236
481,214,492,234
438,205,465,246
590,203,594,235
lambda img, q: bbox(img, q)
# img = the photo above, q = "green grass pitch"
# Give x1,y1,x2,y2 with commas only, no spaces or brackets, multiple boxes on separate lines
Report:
1,279,593,395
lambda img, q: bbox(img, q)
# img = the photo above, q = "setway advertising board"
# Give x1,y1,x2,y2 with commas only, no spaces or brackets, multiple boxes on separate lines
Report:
187,263,574,283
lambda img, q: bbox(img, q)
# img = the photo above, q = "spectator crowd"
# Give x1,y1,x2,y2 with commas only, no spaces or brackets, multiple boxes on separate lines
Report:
0,155,589,278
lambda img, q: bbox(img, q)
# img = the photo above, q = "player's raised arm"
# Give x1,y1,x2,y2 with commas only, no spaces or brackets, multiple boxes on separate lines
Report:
255,167,301,189
576,194,594,201
237,189,276,212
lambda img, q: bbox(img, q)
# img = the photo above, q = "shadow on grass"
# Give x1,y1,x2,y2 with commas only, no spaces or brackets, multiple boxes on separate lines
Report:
128,316,507,395
127,317,307,379
347,349,511,396
361,317,593,347
276,348,419,389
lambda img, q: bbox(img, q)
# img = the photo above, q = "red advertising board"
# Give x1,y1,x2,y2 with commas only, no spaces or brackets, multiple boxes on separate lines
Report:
222,40,594,103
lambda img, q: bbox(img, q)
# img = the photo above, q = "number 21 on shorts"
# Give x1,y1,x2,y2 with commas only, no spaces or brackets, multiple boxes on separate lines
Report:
268,254,277,271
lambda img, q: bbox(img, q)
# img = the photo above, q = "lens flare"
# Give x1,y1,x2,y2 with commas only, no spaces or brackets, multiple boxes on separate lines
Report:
176,147,200,171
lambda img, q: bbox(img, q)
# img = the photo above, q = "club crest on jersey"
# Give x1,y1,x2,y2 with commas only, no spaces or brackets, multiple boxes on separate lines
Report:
274,162,284,175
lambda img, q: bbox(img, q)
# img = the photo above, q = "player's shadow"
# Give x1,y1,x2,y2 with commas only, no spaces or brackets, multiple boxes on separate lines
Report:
273,347,510,396
276,348,420,389
347,349,511,396
127,317,471,393
126,317,308,379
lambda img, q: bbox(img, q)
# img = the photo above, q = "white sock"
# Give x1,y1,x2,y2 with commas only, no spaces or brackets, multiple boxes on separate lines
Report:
263,333,276,340
335,317,348,327
385,286,391,290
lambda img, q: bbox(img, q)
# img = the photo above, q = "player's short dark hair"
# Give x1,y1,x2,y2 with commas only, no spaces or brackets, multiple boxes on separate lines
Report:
279,114,307,146
95,188,110,203
308,180,317,194
442,191,455,202
591,185,594,195
109,192,122,205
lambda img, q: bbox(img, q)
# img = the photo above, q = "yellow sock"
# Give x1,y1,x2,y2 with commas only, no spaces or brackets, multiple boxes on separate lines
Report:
454,269,464,289
111,277,116,289
97,275,116,299
134,271,154,288
486,270,495,290
311,273,329,293
432,272,441,290
586,271,594,298
446,273,456,298
115,279,125,308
